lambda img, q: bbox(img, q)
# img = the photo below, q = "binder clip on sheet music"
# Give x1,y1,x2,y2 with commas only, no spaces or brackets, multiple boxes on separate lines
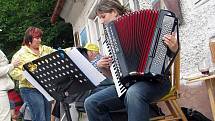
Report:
23,48,106,102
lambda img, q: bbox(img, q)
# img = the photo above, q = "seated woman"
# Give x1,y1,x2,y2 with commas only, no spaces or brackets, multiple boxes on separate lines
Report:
84,0,179,121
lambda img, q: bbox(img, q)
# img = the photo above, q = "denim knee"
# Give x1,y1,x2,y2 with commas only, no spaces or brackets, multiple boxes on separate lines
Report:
125,84,148,102
84,96,109,113
84,97,96,111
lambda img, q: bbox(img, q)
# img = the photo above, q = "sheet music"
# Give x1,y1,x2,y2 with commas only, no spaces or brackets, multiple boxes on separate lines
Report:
67,48,106,86
23,70,54,101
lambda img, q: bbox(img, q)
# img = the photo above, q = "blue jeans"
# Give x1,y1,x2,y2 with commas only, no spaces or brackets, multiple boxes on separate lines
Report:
20,88,51,121
84,80,171,121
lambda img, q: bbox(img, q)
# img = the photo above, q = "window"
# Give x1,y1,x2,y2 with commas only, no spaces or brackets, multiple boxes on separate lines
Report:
94,17,101,41
138,0,152,9
133,0,140,10
79,27,88,47
122,0,152,10
123,0,130,9
79,0,107,54
93,17,106,54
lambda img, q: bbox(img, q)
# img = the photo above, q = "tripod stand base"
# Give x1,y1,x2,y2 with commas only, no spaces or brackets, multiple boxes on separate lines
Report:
62,102,72,121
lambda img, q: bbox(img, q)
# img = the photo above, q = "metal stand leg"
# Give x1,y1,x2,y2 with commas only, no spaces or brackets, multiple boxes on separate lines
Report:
62,102,72,121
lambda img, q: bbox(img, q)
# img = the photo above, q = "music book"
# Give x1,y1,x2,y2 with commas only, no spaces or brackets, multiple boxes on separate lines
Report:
23,48,106,101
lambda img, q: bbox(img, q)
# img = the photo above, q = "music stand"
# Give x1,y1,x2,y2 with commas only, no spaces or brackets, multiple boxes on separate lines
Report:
23,49,100,121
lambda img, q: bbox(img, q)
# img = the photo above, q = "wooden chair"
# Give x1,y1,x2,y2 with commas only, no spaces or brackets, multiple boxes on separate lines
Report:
150,51,188,121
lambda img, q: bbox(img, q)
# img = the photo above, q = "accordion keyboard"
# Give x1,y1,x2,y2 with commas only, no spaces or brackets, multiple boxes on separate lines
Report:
149,15,176,75
104,25,127,97
110,65,127,97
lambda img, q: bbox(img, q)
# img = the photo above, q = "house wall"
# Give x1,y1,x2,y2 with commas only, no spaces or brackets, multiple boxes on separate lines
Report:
175,0,215,120
60,0,215,120
60,0,94,36
180,0,215,76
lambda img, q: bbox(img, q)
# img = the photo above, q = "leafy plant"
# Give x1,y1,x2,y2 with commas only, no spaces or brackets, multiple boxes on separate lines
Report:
0,0,68,59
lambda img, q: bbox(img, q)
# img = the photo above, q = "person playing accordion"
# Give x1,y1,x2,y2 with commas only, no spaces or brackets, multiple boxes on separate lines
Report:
84,0,179,121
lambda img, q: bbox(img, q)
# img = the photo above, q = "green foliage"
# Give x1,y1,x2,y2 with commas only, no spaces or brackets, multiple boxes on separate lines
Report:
52,21,74,49
0,0,59,59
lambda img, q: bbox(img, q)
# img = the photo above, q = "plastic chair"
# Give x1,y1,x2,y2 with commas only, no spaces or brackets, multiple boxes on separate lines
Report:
150,52,188,121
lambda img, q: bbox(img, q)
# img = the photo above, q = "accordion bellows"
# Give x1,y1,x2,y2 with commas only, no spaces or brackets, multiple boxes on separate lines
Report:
115,10,159,73
104,9,179,97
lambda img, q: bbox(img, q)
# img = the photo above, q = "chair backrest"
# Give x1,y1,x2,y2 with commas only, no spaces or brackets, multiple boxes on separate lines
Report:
174,51,180,91
151,52,188,121
170,51,181,96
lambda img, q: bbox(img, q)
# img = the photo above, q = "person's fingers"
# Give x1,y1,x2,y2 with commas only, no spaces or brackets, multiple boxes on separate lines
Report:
171,32,176,36
163,34,178,53
163,34,171,40
97,57,112,68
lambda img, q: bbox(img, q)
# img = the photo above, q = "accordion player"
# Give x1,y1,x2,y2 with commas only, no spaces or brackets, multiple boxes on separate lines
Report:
104,9,179,97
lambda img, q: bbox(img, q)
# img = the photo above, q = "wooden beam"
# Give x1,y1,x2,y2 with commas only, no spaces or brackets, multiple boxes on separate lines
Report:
51,0,65,24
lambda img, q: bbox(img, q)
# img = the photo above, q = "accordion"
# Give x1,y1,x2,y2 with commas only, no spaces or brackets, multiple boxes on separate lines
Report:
104,9,179,97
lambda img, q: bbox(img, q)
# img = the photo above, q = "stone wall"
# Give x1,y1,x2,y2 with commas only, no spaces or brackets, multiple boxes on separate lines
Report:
180,0,215,77
175,0,215,120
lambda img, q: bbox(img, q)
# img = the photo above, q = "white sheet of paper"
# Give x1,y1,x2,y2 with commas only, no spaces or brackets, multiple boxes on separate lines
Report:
67,48,106,86
23,70,54,101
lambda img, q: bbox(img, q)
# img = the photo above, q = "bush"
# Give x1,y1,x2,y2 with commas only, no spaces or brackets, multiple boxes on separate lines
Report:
0,0,59,59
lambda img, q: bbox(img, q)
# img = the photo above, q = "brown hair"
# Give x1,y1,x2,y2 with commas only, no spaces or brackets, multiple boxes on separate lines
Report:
95,0,128,16
22,27,43,46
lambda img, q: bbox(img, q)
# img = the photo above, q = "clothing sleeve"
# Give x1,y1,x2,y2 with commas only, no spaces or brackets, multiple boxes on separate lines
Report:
42,45,56,53
9,53,25,81
0,50,14,77
0,64,14,77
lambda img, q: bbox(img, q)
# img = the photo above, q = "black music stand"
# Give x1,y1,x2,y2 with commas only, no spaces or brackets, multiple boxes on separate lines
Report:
23,49,96,121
